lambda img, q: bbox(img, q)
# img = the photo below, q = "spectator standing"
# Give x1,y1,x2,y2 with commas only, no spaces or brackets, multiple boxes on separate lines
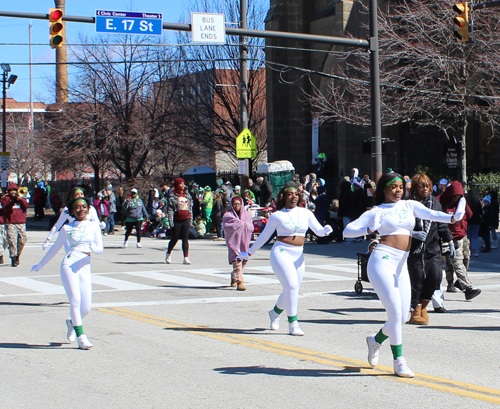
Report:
123,188,148,248
248,178,260,206
466,189,482,257
212,192,224,241
94,192,109,235
312,148,327,177
105,185,117,235
440,181,481,299
257,177,274,207
201,186,214,231
33,182,47,221
2,184,29,267
338,180,357,243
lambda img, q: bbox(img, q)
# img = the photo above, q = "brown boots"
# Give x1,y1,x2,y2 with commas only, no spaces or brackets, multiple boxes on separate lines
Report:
408,300,429,325
236,281,246,291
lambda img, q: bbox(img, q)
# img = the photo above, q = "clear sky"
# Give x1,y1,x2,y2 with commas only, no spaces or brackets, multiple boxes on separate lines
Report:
0,1,190,103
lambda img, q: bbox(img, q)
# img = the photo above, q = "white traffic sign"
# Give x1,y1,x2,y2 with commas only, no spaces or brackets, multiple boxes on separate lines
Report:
191,13,226,44
0,152,11,170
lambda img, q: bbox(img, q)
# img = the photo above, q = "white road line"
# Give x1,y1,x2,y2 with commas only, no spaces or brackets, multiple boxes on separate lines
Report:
123,271,224,287
92,275,158,291
0,277,66,295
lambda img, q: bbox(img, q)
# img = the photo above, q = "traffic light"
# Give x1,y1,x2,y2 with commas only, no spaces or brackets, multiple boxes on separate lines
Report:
49,8,64,49
452,2,470,42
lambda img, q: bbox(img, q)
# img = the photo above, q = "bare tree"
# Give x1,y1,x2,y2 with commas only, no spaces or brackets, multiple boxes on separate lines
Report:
307,0,500,182
175,0,268,169
42,35,188,188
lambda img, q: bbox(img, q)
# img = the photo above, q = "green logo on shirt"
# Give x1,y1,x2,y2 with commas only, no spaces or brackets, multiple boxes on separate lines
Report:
382,255,389,260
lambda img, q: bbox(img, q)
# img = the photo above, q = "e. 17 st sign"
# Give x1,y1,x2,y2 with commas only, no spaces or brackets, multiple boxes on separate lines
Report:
96,10,162,35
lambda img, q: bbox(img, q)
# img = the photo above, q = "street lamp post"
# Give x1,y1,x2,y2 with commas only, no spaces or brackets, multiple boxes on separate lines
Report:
2,63,18,153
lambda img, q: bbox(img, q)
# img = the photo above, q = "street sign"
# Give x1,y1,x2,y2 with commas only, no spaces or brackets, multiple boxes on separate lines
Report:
0,152,11,170
238,160,248,175
236,129,257,159
191,13,226,44
96,10,162,35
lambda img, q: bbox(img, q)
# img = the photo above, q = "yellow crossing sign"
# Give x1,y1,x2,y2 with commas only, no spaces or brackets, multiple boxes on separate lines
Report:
236,128,257,159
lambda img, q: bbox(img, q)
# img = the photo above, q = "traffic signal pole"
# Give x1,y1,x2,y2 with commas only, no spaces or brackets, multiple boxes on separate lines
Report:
0,8,386,180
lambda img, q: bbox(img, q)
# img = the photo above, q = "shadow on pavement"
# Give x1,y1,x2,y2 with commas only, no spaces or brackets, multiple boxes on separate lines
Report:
164,327,268,335
213,365,381,377
0,342,66,349
0,301,67,307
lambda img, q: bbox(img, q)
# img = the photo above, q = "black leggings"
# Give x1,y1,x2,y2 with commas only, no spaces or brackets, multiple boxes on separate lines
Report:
407,251,442,309
125,220,143,243
167,219,191,256
212,214,222,238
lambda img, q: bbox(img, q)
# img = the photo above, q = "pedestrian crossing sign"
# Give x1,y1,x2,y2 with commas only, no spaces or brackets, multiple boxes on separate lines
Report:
236,128,257,159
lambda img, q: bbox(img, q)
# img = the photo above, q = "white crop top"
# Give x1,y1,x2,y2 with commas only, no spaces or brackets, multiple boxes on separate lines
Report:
343,200,453,238
37,220,104,269
249,207,331,254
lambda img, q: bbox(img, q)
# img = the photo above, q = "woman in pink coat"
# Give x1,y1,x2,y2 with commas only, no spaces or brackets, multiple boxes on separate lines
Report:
223,196,254,291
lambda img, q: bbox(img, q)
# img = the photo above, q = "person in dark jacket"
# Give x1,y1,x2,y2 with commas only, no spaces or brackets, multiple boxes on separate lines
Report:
466,189,482,257
123,188,148,248
406,174,454,324
2,183,29,267
338,179,357,243
440,181,481,300
480,191,499,252
212,192,224,241
257,177,274,207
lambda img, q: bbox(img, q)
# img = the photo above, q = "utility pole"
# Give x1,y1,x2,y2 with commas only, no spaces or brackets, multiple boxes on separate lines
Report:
369,0,382,182
55,0,68,103
239,0,250,190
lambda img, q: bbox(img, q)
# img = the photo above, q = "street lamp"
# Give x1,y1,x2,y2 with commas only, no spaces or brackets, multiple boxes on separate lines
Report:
2,63,17,153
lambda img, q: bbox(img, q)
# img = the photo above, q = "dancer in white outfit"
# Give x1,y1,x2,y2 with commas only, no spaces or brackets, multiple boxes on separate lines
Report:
32,197,103,349
42,187,101,251
343,173,466,377
238,184,332,336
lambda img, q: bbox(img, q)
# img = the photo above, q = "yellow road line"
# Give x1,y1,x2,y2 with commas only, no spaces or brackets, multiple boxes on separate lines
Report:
97,307,500,405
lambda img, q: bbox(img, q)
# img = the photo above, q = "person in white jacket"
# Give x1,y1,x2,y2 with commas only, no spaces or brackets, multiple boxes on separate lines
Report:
42,187,102,251
237,183,332,336
32,197,104,350
343,172,466,378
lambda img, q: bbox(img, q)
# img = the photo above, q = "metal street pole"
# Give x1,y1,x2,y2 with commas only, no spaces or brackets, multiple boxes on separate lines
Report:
2,70,6,153
239,0,250,190
369,0,383,183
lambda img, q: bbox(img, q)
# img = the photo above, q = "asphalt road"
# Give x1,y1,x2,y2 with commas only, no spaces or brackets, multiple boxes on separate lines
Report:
1,224,500,408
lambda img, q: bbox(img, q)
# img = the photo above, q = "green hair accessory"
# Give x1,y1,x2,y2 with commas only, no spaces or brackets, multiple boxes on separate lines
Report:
385,177,403,189
72,198,87,207
285,186,298,192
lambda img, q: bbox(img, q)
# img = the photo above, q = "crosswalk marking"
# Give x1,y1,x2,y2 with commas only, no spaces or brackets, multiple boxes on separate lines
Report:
0,277,66,295
0,263,360,297
123,271,224,288
92,274,157,291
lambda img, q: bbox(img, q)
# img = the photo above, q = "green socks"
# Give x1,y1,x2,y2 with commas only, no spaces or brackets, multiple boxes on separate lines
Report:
74,325,84,337
273,306,284,315
391,344,403,360
374,329,388,344
287,315,298,323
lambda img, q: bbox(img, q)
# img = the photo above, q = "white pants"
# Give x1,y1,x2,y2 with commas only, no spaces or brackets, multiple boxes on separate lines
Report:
270,242,305,317
367,244,410,345
60,251,92,327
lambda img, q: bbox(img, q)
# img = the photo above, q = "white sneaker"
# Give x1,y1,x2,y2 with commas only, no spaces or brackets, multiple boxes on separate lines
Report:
77,334,93,350
183,257,192,265
393,356,415,378
136,243,142,248
366,335,382,367
268,309,281,330
165,254,172,264
66,319,76,343
123,240,128,248
288,321,305,336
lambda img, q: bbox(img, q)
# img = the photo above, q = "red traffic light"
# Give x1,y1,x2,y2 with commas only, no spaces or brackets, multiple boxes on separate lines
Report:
49,8,64,48
49,9,63,21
